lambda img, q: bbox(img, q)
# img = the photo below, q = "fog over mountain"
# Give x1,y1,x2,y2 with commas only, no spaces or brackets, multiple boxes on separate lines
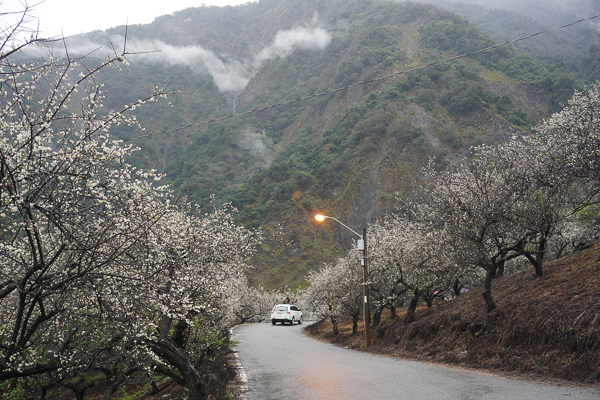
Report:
25,0,597,90
25,25,331,93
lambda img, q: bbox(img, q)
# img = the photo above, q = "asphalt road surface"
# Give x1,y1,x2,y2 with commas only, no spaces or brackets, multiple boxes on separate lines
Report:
233,322,600,400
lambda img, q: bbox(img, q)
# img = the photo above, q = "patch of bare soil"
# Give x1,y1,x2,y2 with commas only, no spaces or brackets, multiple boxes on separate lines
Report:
305,241,600,386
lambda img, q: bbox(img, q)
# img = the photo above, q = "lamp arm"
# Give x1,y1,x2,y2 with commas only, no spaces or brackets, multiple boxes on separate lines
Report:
325,216,363,240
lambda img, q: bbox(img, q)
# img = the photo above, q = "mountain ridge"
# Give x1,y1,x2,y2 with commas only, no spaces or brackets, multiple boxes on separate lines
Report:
38,0,596,288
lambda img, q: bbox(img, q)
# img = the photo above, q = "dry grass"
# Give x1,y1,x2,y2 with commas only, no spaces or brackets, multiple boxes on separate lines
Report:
305,241,600,385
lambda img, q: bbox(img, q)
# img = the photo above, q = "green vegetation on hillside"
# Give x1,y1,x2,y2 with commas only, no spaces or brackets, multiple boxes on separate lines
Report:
582,44,600,83
414,0,599,77
4,1,599,397
62,0,588,288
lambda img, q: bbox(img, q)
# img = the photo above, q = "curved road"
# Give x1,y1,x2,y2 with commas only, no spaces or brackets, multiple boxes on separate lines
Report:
233,322,599,400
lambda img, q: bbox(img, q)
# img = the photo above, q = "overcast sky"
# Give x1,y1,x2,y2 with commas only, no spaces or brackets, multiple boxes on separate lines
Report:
2,0,257,37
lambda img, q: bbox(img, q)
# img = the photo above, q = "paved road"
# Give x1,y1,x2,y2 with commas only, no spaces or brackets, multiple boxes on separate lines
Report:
233,322,600,400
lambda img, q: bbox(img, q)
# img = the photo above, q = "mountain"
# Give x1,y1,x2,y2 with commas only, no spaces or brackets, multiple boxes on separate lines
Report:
410,0,600,75
39,0,593,288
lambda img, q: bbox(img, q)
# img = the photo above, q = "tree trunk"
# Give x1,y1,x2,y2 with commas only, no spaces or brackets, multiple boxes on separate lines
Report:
63,382,94,400
372,309,381,326
535,235,546,277
495,259,505,278
372,303,386,326
529,232,548,278
330,316,339,335
404,288,423,325
533,219,553,276
482,264,497,313
389,305,396,319
147,338,206,400
40,383,56,400
523,251,544,277
69,387,85,400
352,315,359,335
423,291,435,308
172,319,188,347
453,278,462,297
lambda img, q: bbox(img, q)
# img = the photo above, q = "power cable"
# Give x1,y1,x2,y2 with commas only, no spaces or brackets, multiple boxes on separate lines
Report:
126,12,600,142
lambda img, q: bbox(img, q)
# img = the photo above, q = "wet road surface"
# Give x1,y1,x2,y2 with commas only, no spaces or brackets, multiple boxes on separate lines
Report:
233,322,600,400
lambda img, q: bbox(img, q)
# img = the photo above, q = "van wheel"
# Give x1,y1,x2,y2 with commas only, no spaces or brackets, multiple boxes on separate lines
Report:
298,316,303,324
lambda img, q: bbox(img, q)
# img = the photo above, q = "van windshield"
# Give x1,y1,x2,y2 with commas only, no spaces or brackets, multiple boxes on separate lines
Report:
273,306,287,311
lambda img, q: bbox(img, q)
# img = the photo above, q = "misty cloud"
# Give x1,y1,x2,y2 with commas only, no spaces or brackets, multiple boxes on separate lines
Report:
21,25,332,93
124,38,250,92
256,27,332,62
239,129,273,167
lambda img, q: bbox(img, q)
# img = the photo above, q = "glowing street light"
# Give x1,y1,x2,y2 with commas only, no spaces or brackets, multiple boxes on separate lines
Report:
315,213,371,346
315,214,363,244
315,214,326,222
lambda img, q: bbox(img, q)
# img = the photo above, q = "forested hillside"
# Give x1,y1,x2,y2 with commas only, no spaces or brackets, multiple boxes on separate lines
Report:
412,0,600,74
38,0,596,288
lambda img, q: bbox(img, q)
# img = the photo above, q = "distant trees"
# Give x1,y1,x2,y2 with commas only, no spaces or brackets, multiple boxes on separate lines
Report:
233,282,284,324
301,262,357,335
581,45,600,83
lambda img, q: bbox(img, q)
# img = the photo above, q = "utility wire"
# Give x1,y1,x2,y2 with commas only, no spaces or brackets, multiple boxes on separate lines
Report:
126,13,600,142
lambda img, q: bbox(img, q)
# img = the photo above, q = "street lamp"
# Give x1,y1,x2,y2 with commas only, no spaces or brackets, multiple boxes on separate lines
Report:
315,214,371,347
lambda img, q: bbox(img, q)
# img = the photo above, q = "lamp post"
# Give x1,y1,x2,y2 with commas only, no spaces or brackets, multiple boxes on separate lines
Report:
315,214,371,347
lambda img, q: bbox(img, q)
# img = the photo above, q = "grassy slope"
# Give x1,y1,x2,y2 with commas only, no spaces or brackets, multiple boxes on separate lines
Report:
305,241,600,384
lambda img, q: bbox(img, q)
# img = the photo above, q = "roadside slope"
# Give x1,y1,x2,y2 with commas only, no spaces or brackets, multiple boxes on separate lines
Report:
306,241,600,384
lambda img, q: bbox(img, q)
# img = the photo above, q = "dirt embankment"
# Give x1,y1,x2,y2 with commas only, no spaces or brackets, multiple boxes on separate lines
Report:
305,241,600,385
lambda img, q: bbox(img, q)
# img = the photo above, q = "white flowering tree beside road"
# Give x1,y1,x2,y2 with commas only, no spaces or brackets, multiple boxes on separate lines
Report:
0,8,259,400
414,84,600,314
518,84,600,257
118,204,258,400
301,263,348,334
1,43,168,379
335,253,365,335
367,216,456,324
232,282,285,324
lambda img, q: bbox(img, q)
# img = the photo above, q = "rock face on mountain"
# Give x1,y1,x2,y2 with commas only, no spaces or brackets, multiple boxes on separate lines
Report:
62,0,593,288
